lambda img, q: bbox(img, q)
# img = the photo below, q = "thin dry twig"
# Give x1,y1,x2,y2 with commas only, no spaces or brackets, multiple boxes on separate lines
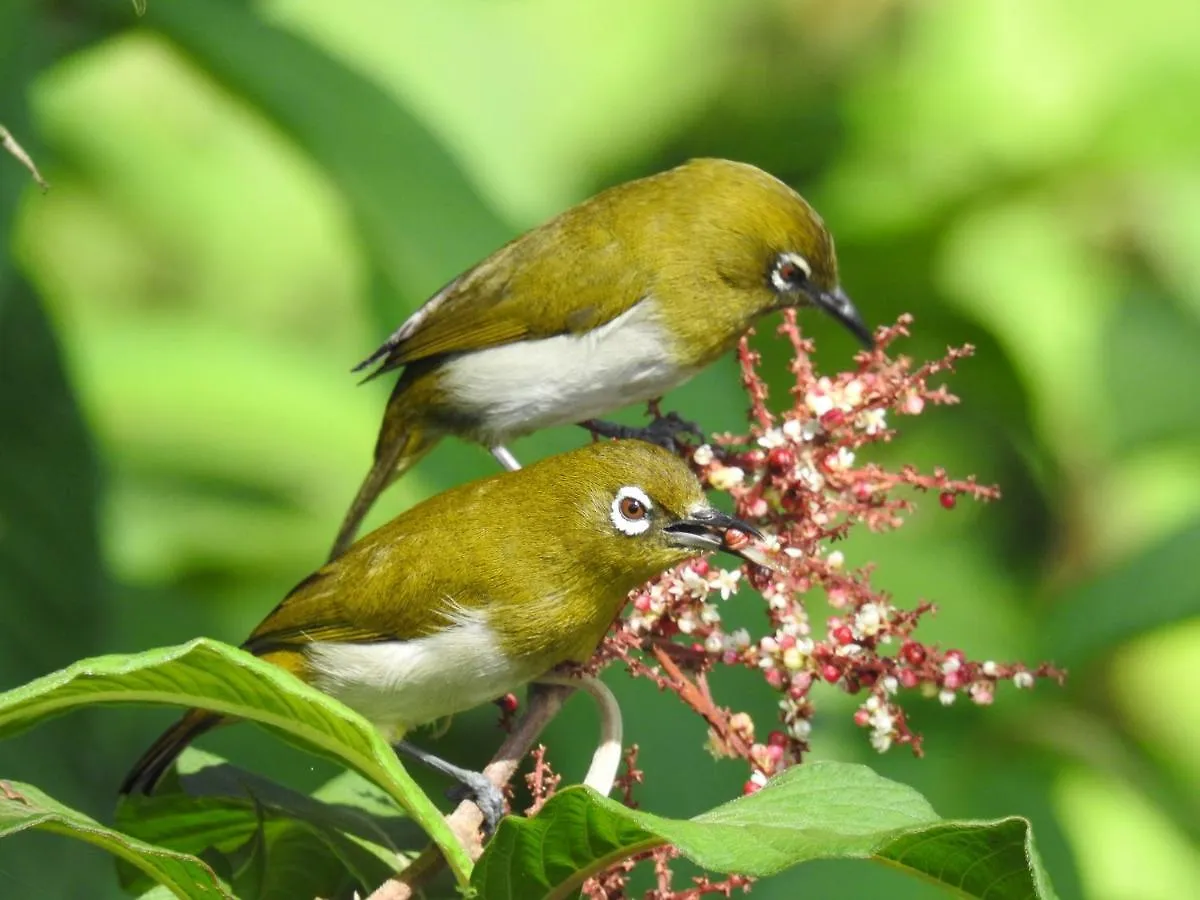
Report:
0,125,48,192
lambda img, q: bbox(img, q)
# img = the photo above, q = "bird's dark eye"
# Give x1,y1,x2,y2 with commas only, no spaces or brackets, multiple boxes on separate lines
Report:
611,486,653,535
770,253,812,293
619,497,646,520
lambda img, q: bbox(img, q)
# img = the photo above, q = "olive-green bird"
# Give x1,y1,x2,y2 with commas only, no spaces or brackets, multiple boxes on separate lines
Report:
331,157,870,559
120,440,762,829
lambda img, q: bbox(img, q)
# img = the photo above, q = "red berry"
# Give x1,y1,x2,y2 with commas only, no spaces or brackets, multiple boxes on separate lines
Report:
820,409,845,428
767,730,788,747
690,558,710,577
768,447,795,474
901,642,926,666
899,669,920,689
497,693,519,714
634,595,652,612
939,492,957,510
743,779,762,795
766,669,785,688
943,671,964,691
853,482,874,503
843,677,861,694
832,625,854,645
944,649,965,665
741,450,766,468
723,529,752,553
854,709,871,727
821,663,841,683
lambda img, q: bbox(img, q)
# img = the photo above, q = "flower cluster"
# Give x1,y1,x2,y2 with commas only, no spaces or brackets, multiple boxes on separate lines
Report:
529,314,1063,898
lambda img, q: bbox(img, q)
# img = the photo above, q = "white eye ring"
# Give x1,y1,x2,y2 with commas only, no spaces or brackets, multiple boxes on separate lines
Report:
611,486,652,536
771,252,812,292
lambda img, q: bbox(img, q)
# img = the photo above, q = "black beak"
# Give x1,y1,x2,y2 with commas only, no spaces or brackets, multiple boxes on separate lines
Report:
663,507,765,562
813,285,873,349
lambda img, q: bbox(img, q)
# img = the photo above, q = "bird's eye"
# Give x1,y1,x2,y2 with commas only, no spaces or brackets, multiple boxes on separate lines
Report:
770,253,812,293
620,497,646,520
611,486,653,536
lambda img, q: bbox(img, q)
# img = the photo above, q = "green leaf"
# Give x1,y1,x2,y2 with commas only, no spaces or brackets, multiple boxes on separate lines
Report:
115,749,420,894
0,779,230,899
1043,520,1200,669
142,0,511,318
1105,290,1200,449
472,762,1059,900
0,639,474,885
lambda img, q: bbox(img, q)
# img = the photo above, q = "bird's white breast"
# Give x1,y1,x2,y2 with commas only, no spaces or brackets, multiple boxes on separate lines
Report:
440,299,688,441
304,612,537,738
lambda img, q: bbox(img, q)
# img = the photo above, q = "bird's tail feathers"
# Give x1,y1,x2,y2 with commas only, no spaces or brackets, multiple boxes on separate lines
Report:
329,416,438,561
119,709,221,796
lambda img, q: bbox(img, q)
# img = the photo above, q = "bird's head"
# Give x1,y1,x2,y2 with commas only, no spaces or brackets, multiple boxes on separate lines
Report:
540,440,768,588
664,158,874,349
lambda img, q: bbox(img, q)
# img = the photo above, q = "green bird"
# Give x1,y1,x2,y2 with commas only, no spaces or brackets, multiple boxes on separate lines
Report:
331,157,870,559
120,440,763,830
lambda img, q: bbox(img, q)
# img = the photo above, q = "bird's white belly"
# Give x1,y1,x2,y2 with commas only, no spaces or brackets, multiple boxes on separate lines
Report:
440,300,688,441
305,617,537,737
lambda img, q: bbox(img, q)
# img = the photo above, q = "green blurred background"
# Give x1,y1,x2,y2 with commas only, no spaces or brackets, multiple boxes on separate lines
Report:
2,0,1198,897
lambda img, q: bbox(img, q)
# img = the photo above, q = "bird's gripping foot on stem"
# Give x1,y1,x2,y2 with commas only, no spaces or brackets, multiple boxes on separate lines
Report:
580,411,705,453
393,740,506,835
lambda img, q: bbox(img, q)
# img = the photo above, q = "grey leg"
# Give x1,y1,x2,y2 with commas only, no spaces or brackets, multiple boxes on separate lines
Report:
490,444,522,471
394,740,505,834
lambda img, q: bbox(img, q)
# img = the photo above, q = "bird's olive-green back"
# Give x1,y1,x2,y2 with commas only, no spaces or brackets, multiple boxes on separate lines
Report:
369,158,838,374
245,440,706,665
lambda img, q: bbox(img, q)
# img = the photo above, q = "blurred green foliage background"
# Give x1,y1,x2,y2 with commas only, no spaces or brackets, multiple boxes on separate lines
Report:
2,0,1198,897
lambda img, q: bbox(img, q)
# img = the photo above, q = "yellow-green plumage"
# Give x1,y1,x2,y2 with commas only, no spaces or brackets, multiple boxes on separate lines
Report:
121,440,752,796
331,158,870,559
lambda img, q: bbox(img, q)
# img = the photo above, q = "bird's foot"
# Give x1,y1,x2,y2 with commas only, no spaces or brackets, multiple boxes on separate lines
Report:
580,411,705,453
394,740,506,836
445,775,506,836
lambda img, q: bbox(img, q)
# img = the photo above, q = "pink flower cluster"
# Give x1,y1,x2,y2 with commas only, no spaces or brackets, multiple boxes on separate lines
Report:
530,313,1062,898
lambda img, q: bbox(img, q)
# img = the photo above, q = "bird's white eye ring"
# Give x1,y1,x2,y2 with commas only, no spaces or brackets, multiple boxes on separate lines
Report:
611,486,652,536
771,253,812,292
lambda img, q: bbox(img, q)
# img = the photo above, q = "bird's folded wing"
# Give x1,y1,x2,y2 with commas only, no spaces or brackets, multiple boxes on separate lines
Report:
242,620,397,654
240,557,489,655
354,229,650,379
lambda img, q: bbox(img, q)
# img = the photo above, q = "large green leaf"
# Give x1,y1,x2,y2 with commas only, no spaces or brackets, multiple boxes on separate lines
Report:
472,762,1059,900
115,749,420,895
140,0,511,319
1043,520,1200,669
0,639,474,885
0,779,229,900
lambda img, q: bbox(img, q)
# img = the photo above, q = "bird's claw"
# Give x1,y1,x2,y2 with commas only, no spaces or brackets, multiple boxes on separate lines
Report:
581,411,706,453
446,774,506,836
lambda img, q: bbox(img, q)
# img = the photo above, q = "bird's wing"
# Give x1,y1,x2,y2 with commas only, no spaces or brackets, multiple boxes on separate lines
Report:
241,572,396,653
241,528,493,655
353,224,650,380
